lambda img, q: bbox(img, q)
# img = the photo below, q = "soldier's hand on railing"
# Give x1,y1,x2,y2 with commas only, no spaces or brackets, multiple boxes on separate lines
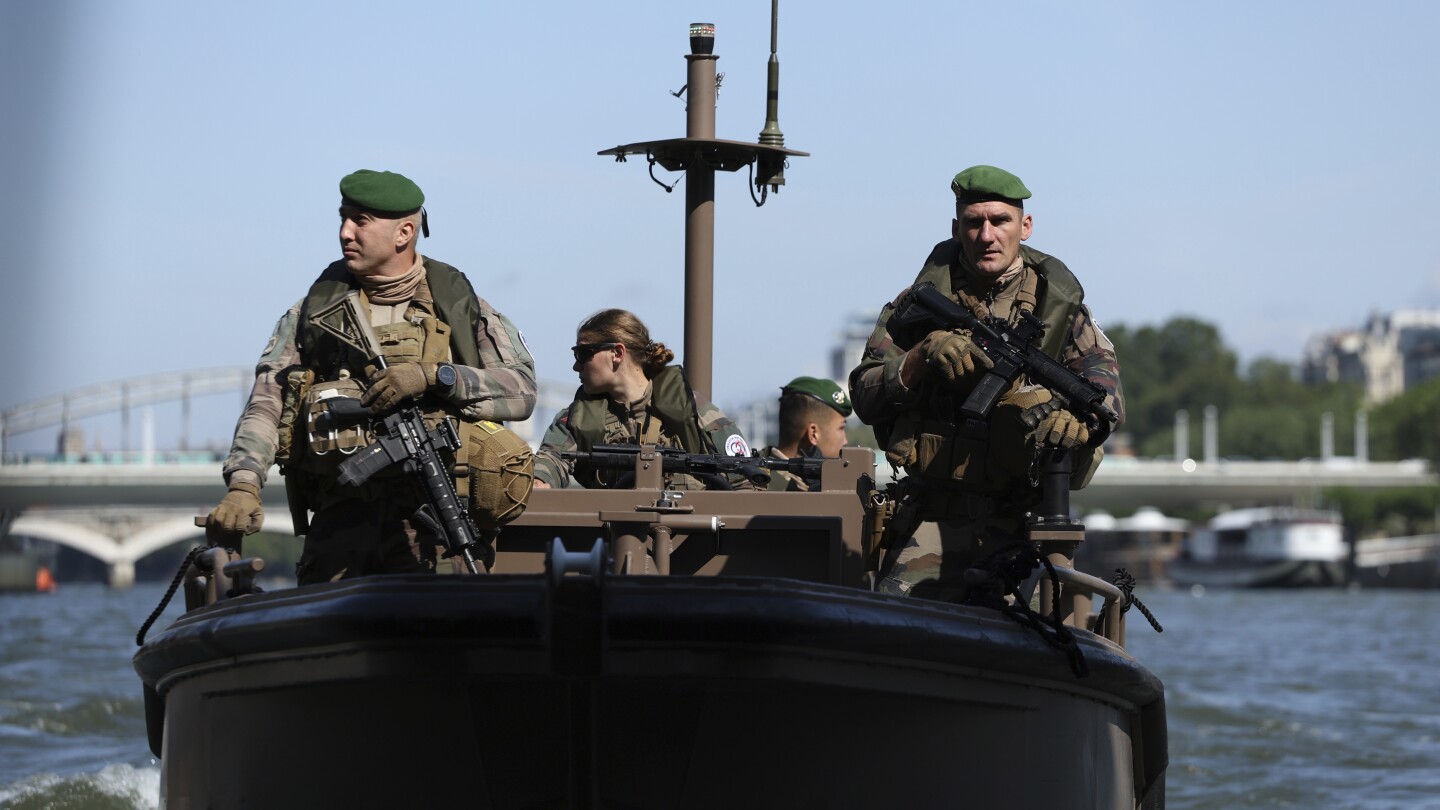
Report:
208,481,264,535
361,362,436,413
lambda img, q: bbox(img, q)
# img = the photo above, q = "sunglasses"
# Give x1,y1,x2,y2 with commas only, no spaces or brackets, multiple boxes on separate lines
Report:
571,342,620,362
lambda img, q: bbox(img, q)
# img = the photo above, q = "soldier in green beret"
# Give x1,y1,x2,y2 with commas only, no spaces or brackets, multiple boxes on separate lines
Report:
759,376,852,492
848,165,1125,601
207,169,537,583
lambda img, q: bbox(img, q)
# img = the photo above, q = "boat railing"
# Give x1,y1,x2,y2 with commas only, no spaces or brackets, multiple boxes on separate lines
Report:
1038,556,1131,646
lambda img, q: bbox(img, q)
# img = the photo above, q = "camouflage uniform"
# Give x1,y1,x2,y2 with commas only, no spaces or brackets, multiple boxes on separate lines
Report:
222,255,536,583
850,241,1123,600
533,372,750,490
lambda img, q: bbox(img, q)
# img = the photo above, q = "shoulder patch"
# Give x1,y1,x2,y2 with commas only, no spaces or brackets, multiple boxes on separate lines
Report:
725,434,750,457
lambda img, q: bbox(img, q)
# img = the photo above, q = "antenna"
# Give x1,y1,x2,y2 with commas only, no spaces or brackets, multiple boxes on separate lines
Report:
755,0,786,193
597,12,807,400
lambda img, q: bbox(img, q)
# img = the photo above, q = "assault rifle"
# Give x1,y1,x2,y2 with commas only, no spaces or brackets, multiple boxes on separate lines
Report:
887,282,1116,445
309,292,488,574
561,444,827,491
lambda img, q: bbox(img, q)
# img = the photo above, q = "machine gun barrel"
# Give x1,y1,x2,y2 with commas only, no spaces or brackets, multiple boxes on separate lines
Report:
561,444,827,489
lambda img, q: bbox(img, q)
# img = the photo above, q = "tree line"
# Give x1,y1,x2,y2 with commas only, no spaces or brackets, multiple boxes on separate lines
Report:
1106,317,1440,468
1108,317,1439,535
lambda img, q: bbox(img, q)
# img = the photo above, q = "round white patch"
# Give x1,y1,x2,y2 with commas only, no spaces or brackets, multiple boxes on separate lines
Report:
725,434,750,457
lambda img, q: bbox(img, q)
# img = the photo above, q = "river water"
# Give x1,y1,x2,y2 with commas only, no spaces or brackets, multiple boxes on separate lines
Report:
2,582,1438,809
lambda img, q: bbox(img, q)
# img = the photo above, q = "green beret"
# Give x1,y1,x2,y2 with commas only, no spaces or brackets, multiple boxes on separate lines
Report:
781,376,852,418
950,165,1031,205
339,169,425,215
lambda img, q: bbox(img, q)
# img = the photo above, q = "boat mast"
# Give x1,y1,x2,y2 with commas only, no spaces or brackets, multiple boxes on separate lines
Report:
599,2,806,403
683,23,718,403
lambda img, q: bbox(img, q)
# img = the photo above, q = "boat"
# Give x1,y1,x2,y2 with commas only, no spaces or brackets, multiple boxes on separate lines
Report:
1078,506,1189,584
1170,506,1347,588
133,9,1168,808
1352,532,1440,589
135,454,1167,808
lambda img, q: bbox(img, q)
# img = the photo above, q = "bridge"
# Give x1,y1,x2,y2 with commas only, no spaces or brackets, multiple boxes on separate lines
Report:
5,453,1433,586
0,367,570,586
1,367,253,458
3,368,1436,586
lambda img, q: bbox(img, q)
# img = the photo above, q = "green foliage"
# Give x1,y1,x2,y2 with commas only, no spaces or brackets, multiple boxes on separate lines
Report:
1105,314,1437,536
1368,376,1440,468
1110,318,1363,460
1108,318,1241,453
241,530,303,574
1219,406,1311,459
1324,487,1439,537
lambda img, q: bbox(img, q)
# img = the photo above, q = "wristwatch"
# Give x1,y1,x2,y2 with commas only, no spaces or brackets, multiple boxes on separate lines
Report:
436,363,458,387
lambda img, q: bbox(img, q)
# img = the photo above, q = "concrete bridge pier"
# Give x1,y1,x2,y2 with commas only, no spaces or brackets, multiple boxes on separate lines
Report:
109,559,135,588
8,509,295,589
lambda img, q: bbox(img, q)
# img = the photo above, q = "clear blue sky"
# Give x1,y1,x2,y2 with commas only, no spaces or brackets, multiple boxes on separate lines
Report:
5,1,1439,451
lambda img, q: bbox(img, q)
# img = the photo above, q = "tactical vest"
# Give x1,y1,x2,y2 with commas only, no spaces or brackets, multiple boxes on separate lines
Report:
566,365,712,487
283,259,485,504
297,258,483,373
912,240,1083,361
897,241,1088,493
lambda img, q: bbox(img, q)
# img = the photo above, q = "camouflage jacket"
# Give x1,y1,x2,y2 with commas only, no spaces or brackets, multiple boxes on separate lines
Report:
222,258,536,489
533,374,750,490
849,240,1124,439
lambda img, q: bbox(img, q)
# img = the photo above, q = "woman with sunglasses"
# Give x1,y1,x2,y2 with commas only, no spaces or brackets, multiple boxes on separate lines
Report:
532,308,752,489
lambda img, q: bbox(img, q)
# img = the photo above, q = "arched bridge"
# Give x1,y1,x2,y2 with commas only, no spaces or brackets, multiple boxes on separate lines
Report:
8,510,296,588
0,367,570,587
2,366,252,457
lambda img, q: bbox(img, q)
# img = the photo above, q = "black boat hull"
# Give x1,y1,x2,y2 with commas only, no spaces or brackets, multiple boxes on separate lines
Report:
136,575,1166,809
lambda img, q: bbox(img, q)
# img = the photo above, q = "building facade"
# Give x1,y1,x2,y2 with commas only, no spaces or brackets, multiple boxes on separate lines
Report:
1303,310,1440,403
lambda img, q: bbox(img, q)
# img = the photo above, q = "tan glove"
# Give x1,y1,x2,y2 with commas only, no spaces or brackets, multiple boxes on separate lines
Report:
919,329,993,387
208,481,264,535
361,362,437,413
1030,409,1090,449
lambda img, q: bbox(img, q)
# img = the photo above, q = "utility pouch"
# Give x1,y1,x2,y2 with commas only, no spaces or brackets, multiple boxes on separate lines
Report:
912,419,991,485
275,366,314,464
304,377,372,458
462,419,535,530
